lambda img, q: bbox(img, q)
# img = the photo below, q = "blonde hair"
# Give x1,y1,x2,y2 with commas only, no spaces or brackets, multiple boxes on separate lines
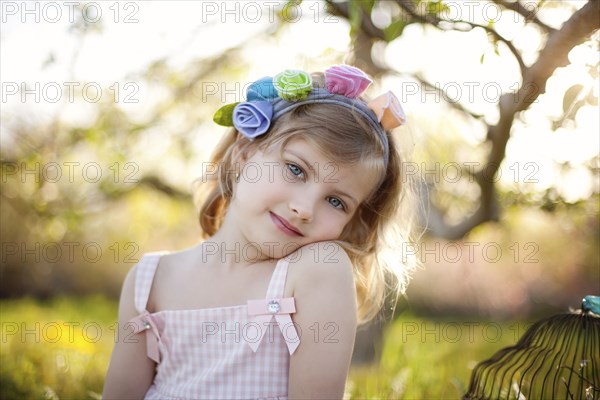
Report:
194,73,418,326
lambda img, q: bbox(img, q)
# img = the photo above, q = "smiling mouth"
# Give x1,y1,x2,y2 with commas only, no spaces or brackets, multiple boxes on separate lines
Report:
270,212,303,237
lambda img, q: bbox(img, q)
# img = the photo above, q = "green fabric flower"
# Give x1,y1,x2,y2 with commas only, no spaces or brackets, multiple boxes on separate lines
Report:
273,69,313,101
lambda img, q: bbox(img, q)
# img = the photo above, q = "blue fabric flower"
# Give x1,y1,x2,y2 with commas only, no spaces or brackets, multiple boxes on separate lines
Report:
247,77,279,101
233,101,273,139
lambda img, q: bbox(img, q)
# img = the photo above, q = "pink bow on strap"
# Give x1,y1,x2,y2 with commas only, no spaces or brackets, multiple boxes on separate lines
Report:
247,297,300,355
129,312,161,363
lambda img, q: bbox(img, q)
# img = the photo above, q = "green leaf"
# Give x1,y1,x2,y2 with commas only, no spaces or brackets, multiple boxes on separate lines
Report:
213,103,239,126
422,0,448,16
384,20,407,42
363,0,376,14
493,40,500,56
282,0,302,22
347,1,378,38
480,52,485,64
348,1,363,38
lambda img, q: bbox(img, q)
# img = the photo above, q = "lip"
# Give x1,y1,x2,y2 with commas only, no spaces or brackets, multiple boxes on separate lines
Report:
270,212,303,237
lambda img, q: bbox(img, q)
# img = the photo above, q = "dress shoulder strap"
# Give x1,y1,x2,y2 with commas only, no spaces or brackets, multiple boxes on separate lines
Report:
134,252,168,314
247,252,301,355
265,253,294,300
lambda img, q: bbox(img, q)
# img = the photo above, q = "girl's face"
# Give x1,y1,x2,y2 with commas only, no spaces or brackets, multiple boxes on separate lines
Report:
230,138,381,258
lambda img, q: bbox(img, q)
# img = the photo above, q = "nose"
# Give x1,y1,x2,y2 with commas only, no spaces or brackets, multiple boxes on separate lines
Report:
289,198,314,222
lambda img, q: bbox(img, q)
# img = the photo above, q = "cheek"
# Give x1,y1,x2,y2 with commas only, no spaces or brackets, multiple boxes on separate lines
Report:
333,213,360,240
318,212,352,239
246,160,287,183
234,165,285,205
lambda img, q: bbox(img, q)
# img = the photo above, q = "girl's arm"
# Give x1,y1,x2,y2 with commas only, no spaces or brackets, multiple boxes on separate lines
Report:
287,242,358,400
103,265,156,399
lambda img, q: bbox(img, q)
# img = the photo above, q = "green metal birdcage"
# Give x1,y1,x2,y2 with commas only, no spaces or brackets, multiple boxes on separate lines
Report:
464,295,600,400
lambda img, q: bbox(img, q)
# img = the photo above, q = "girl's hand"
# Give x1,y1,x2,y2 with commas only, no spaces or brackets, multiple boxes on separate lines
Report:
287,242,357,399
103,264,157,399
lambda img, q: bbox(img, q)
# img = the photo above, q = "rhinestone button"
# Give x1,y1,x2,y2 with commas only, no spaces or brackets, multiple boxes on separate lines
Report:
142,319,151,329
267,300,280,314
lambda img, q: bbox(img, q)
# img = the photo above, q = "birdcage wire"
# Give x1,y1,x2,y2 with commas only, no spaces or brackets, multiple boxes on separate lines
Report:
464,305,600,400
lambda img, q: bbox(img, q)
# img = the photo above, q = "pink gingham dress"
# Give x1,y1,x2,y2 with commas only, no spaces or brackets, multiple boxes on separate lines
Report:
129,252,301,399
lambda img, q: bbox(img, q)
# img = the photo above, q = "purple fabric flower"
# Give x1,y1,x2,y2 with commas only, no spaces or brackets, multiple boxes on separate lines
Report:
324,65,372,99
233,101,273,139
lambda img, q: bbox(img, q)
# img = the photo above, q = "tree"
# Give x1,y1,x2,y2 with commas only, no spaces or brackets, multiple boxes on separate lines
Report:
326,0,599,239
316,0,599,365
1,3,597,366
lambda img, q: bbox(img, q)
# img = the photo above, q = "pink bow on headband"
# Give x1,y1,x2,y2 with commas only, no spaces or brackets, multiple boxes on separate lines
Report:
367,91,407,130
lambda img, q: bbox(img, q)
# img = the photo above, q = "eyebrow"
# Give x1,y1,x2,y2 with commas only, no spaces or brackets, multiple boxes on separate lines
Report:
284,149,359,208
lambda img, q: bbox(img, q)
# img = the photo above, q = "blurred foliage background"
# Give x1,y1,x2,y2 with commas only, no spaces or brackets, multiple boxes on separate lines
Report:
1,0,599,398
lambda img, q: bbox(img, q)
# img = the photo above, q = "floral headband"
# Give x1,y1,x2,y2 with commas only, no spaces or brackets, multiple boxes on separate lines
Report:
213,65,406,168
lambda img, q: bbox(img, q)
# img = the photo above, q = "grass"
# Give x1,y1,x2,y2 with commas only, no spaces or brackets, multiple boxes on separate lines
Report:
0,296,115,399
347,317,525,399
0,296,523,399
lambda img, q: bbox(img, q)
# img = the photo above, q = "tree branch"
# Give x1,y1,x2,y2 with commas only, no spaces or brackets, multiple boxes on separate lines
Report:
404,0,599,239
325,0,386,41
412,73,486,120
101,174,190,201
514,0,600,112
394,0,527,75
316,1,598,240
442,0,600,239
494,0,556,34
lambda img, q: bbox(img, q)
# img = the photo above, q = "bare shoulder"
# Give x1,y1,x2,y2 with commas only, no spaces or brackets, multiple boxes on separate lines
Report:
156,244,200,268
290,241,353,273
287,241,356,320
288,241,355,294
146,244,202,311
152,244,205,280
286,241,358,398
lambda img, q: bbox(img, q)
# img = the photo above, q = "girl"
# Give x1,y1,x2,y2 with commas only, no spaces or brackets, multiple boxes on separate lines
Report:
103,65,416,399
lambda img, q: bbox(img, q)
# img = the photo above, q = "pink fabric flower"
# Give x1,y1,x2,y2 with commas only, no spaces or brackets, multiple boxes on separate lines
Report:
367,91,407,130
324,65,372,99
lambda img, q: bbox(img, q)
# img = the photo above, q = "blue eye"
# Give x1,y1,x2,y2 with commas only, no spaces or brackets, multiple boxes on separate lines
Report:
287,163,304,178
328,197,346,211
